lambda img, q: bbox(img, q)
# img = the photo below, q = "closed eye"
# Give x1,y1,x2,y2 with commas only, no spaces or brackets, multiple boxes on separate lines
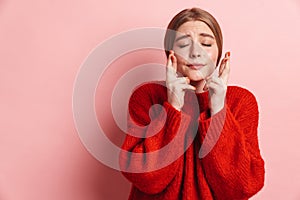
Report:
202,43,212,47
179,44,190,48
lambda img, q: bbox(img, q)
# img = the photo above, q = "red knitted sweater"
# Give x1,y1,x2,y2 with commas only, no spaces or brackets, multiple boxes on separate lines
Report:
120,82,265,200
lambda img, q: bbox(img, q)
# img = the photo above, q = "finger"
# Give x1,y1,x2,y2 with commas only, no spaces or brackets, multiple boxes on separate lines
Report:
169,77,190,84
206,81,220,91
171,83,196,93
206,77,227,91
170,77,194,89
206,77,221,87
166,54,172,68
177,83,196,91
205,72,214,80
220,58,230,80
219,58,227,75
205,75,213,83
166,65,177,76
226,51,230,58
219,52,230,75
166,50,177,76
204,77,213,91
170,51,177,73
219,52,230,84
183,84,196,91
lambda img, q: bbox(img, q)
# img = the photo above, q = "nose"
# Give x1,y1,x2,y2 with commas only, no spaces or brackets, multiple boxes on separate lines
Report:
189,42,202,58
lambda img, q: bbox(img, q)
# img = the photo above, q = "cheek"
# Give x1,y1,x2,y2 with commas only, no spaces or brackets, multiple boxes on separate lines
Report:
173,47,189,61
174,54,186,73
175,51,187,63
206,47,218,65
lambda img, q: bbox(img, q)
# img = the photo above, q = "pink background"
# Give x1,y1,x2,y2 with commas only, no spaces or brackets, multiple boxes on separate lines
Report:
1,0,300,199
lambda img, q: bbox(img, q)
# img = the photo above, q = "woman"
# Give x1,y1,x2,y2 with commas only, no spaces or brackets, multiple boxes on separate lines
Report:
120,7,265,199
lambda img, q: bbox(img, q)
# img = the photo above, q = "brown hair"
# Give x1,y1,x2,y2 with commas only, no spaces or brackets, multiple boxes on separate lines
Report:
164,8,223,65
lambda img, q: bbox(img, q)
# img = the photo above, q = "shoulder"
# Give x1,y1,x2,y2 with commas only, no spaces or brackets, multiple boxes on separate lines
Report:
132,81,166,93
130,81,167,103
226,85,259,114
128,81,167,125
129,81,167,112
227,85,258,103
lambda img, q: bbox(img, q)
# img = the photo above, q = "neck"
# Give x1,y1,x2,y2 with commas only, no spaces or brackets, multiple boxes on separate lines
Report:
191,80,206,93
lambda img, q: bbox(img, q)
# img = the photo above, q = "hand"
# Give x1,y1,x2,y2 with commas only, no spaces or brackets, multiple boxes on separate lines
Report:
166,51,196,111
205,52,230,115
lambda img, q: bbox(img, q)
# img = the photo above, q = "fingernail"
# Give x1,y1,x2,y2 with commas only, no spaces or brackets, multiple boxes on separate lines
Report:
226,51,231,57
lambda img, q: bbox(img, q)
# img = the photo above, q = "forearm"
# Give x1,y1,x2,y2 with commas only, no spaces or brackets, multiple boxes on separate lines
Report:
120,102,191,194
199,106,265,199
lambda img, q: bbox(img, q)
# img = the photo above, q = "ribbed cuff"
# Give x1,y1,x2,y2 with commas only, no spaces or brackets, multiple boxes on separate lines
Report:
163,101,192,140
198,105,239,157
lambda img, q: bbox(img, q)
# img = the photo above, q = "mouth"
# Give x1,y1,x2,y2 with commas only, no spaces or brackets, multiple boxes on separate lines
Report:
186,63,206,70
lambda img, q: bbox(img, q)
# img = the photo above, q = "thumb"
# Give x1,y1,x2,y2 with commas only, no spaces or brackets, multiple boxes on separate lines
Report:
169,50,177,73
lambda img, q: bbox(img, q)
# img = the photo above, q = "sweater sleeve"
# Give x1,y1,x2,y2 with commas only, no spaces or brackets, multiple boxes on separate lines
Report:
119,83,191,195
199,87,265,199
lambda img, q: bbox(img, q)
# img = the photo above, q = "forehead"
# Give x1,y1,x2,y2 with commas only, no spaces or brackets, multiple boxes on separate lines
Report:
176,20,214,37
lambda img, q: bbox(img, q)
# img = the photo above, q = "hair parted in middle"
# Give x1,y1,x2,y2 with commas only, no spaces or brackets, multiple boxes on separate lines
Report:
164,8,223,66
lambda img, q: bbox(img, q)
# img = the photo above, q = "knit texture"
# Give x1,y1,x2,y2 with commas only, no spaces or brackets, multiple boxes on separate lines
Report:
120,81,265,200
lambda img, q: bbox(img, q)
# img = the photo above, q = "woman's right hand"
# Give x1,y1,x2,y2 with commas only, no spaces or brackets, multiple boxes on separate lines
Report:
166,51,196,111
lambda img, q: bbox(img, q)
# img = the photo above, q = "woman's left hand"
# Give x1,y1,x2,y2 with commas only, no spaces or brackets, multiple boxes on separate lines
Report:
206,52,230,115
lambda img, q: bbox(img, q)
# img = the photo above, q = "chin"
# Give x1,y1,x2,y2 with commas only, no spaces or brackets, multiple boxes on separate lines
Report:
188,73,204,81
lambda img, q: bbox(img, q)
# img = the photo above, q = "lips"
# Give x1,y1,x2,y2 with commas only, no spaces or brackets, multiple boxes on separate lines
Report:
187,63,206,70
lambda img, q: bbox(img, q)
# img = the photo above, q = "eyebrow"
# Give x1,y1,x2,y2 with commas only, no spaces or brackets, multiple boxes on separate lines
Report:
175,33,215,42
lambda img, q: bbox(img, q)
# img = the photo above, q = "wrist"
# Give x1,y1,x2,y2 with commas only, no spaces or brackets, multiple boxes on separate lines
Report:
210,103,224,116
168,98,182,111
171,103,181,111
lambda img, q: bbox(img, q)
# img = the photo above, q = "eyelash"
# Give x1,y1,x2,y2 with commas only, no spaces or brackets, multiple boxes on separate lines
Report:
202,43,212,47
179,44,189,48
178,43,212,48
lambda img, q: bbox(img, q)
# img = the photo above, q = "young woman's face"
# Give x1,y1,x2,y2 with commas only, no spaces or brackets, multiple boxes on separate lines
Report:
173,20,219,81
